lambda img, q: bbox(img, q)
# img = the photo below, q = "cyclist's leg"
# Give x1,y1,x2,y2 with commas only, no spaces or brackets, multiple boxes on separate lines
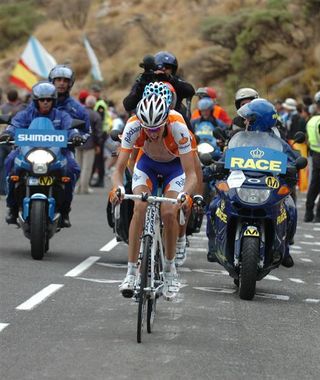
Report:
119,155,156,297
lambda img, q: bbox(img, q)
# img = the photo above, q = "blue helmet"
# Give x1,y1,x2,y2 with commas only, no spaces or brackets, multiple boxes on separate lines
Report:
237,98,278,132
198,97,214,111
143,82,173,108
154,51,178,74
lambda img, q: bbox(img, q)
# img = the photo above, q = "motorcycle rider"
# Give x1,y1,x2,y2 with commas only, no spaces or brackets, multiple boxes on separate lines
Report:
110,93,197,300
123,51,195,126
206,99,299,267
0,81,82,225
191,87,232,126
48,64,90,226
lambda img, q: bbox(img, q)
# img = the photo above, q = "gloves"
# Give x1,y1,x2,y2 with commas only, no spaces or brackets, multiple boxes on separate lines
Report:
0,132,13,143
70,134,83,146
109,186,125,205
177,192,193,211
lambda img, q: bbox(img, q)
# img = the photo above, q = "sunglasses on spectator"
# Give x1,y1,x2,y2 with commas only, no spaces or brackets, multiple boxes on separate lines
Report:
38,98,53,102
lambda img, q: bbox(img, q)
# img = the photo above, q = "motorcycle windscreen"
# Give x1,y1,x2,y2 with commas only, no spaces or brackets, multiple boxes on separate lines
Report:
15,117,68,148
225,131,287,174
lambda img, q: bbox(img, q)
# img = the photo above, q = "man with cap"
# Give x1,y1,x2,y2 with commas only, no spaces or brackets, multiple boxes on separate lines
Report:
281,98,306,140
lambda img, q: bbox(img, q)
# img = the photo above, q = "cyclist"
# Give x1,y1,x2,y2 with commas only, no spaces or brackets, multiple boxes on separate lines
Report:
109,93,197,300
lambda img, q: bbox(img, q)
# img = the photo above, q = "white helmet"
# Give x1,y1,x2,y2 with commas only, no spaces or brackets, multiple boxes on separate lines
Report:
136,94,169,128
235,87,259,109
314,91,320,104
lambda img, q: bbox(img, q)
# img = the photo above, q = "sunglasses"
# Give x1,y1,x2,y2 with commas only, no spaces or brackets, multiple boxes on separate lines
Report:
38,98,53,102
142,126,162,133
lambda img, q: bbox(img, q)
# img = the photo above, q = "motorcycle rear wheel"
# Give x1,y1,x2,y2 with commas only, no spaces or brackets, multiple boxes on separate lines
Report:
30,200,47,260
239,237,258,300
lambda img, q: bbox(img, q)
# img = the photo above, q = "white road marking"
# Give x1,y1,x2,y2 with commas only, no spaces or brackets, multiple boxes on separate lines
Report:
313,227,320,231
186,247,207,252
256,292,289,301
97,262,127,269
76,277,122,284
303,234,314,239
300,258,313,263
0,323,9,332
193,268,229,275
193,286,236,294
291,245,302,250
289,278,305,284
177,267,192,272
16,284,64,311
305,299,320,304
265,274,282,281
100,237,120,252
300,241,320,246
291,251,302,255
311,249,320,252
187,236,208,241
64,256,100,277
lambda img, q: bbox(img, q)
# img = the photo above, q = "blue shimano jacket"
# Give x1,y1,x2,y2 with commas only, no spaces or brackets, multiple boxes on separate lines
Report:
6,103,76,139
56,96,91,134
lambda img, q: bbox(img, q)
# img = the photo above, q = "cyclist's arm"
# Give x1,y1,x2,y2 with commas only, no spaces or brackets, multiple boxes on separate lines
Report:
180,151,197,195
112,148,131,188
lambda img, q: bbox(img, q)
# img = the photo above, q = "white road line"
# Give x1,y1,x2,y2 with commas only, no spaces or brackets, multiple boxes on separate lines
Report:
193,286,236,294
313,227,320,231
16,284,64,311
291,245,302,250
289,278,305,284
305,299,320,304
311,249,320,252
76,277,122,284
97,262,127,269
186,247,207,252
256,292,289,301
303,234,314,239
187,236,208,241
301,241,320,246
300,258,313,263
0,323,9,332
265,274,282,281
64,256,100,277
100,237,119,252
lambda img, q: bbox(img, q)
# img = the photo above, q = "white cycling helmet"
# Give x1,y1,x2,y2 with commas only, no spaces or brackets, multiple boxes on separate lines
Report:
143,82,173,108
136,94,169,128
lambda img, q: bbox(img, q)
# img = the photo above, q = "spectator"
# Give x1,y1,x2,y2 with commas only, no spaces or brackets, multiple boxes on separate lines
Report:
78,90,90,105
75,95,103,194
0,89,24,195
304,91,320,222
281,98,306,140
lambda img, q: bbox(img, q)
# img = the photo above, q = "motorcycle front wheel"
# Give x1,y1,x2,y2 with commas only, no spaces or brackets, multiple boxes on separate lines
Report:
30,200,47,260
239,237,259,300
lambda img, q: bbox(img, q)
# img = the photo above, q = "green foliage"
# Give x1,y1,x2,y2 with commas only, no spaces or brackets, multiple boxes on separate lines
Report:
0,1,42,50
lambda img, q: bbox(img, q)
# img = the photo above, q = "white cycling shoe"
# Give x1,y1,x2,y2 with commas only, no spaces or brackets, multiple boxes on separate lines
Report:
163,272,180,301
119,274,136,298
175,236,187,267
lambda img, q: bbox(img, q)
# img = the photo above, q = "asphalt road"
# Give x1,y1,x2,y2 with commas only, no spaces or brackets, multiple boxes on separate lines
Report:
1,189,320,380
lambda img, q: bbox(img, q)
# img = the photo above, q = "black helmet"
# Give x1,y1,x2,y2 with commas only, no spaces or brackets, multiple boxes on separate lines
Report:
154,51,178,75
235,87,259,110
32,81,57,108
48,64,75,89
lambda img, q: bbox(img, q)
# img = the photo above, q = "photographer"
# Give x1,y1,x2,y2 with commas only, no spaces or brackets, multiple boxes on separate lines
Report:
123,52,195,127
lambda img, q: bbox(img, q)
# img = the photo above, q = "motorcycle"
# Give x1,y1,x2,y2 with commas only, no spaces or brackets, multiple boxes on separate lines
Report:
2,116,82,260
203,130,307,300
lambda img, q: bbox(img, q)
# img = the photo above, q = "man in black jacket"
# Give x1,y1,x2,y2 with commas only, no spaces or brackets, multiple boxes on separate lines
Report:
123,52,194,126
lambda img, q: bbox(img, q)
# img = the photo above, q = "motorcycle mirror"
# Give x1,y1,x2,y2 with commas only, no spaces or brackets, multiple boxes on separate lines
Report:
199,153,213,166
71,119,86,130
293,131,305,144
295,156,308,170
197,142,214,155
0,114,11,124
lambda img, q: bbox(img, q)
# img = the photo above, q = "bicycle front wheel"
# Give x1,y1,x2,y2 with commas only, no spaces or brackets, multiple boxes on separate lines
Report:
137,235,152,343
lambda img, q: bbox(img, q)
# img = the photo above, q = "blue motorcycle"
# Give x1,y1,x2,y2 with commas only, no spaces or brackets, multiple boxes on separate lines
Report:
204,131,307,300
6,117,75,260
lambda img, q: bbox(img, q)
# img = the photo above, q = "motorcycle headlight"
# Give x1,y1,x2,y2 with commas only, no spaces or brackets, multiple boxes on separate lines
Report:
236,188,271,204
26,149,55,174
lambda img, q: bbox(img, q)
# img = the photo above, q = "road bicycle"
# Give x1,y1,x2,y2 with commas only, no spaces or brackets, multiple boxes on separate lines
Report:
114,182,185,343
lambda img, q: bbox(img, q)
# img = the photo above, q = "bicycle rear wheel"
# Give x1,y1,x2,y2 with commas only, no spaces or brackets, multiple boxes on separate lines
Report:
137,235,152,343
